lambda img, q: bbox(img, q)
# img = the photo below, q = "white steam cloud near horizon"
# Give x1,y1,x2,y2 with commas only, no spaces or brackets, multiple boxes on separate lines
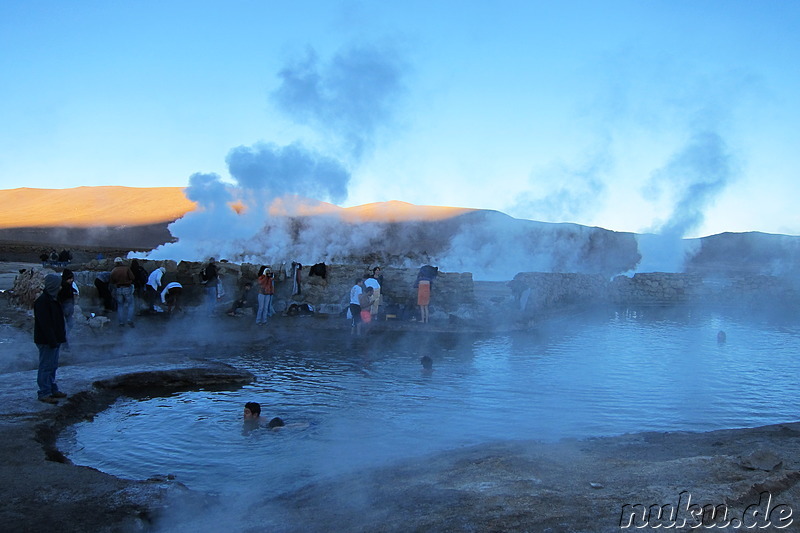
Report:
145,43,749,278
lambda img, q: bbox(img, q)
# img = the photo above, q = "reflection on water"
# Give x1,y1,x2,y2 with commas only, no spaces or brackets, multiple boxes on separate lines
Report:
59,306,800,495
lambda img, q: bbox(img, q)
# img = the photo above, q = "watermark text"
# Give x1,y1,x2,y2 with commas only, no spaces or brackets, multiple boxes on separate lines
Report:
620,491,793,529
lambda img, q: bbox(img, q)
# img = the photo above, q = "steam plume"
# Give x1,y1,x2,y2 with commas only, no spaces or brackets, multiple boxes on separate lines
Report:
509,144,611,223
149,142,353,262
636,129,738,273
271,43,408,159
226,142,350,203
645,130,735,239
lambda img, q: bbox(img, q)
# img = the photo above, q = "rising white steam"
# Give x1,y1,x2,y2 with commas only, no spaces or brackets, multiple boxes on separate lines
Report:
271,43,408,160
147,41,409,266
147,141,354,263
637,129,738,273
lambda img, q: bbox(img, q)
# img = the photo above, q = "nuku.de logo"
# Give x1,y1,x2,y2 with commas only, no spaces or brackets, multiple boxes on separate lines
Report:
619,491,793,529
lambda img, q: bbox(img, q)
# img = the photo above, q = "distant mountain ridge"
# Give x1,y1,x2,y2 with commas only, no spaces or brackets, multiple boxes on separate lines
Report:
0,186,798,278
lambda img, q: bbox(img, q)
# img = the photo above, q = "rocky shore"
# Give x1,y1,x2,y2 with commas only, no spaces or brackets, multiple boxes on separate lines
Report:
1,262,799,532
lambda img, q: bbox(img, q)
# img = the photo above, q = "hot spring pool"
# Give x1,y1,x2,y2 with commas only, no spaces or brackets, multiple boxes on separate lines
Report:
58,306,800,496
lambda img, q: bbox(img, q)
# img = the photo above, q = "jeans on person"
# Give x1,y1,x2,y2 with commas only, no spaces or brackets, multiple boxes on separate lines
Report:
62,300,75,332
257,293,272,324
37,343,61,398
115,285,135,325
205,285,217,316
145,286,158,310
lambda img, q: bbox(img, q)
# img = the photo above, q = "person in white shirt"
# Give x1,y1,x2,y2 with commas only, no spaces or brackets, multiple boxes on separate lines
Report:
349,278,365,335
145,266,166,312
160,282,183,314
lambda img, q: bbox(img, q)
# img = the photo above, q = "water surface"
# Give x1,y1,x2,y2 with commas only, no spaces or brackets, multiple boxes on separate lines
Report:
59,306,800,496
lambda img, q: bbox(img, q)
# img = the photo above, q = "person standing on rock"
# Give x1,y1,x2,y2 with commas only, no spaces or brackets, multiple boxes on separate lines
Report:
349,277,365,335
414,265,437,324
201,257,219,317
255,266,274,325
364,268,382,320
110,257,136,327
34,274,68,404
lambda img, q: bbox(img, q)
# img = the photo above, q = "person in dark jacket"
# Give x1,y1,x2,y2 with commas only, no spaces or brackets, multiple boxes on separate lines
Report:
130,259,149,304
34,274,68,404
94,271,115,311
201,258,219,316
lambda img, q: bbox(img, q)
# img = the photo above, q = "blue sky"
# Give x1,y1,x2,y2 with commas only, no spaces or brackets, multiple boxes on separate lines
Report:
1,1,798,238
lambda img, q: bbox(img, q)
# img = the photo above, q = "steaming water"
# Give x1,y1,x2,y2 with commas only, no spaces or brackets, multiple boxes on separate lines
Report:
59,306,800,498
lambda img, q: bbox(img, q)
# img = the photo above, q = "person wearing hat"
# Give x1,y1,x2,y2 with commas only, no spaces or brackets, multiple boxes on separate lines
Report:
34,274,67,403
110,257,136,327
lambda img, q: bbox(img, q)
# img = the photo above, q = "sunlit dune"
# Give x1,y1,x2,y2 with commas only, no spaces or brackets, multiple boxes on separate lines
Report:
0,186,474,229
341,201,474,222
267,197,473,222
267,196,342,218
0,187,197,228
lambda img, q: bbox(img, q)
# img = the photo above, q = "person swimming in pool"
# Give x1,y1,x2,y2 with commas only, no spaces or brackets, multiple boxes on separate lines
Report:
243,403,307,432
242,401,266,433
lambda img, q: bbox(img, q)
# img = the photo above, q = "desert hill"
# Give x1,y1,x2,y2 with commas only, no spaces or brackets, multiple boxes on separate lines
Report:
0,186,196,228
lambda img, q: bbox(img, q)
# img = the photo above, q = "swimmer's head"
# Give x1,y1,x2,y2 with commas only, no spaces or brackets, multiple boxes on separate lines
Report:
244,402,261,419
420,356,433,370
268,417,285,429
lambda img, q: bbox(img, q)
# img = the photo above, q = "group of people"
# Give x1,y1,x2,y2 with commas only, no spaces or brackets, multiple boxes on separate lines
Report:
39,249,72,266
349,267,383,335
89,257,277,326
31,257,212,404
348,264,439,333
93,258,185,327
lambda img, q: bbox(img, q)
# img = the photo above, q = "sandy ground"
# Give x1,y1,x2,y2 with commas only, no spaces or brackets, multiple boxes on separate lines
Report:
1,262,799,532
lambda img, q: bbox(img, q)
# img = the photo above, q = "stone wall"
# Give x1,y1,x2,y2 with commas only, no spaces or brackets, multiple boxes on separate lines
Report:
69,260,474,318
512,271,800,315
